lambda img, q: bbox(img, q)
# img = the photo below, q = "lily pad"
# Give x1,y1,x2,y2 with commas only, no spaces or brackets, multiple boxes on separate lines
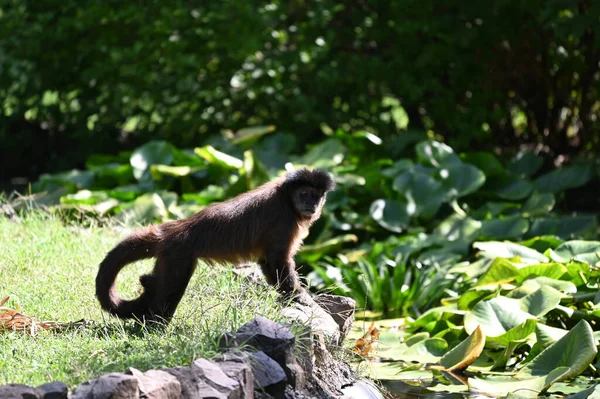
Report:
518,321,597,379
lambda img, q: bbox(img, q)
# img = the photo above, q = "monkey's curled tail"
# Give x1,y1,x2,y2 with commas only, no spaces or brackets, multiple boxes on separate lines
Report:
95,228,160,319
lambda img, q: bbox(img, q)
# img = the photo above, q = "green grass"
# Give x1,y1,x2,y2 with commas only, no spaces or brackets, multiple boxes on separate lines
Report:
0,213,282,387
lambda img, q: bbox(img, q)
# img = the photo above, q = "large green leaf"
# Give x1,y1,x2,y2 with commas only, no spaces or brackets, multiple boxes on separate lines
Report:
480,216,529,239
518,286,563,317
150,164,204,179
518,321,597,379
392,165,449,218
369,199,410,233
553,241,600,262
465,287,560,336
460,151,505,177
415,140,460,167
535,324,568,349
534,163,594,193
439,326,485,371
379,338,448,363
61,190,109,205
34,170,95,191
437,162,486,197
130,141,175,180
475,258,520,287
294,138,346,168
519,235,564,253
231,125,276,145
486,319,537,347
520,192,555,216
487,175,533,201
507,150,544,177
469,367,569,398
116,192,178,224
464,296,534,336
181,185,226,205
194,145,243,170
527,216,597,240
473,241,548,264
433,213,482,242
90,163,135,187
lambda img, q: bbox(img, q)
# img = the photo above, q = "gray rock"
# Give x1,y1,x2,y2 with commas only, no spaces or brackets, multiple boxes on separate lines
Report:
314,294,356,344
223,317,296,377
0,384,42,399
248,351,286,398
281,292,340,346
163,366,199,398
37,381,68,399
192,358,243,398
70,372,139,399
125,368,181,399
213,352,254,399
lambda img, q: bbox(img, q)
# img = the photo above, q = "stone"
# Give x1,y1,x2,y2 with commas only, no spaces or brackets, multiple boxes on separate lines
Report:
221,316,307,391
225,317,294,368
125,368,181,399
248,351,286,397
37,381,68,399
163,366,200,398
213,352,254,399
314,294,356,344
71,372,139,399
0,384,42,399
281,292,340,345
192,358,243,398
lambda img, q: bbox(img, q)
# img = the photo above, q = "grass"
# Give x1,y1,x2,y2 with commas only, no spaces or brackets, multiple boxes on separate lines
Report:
0,212,283,387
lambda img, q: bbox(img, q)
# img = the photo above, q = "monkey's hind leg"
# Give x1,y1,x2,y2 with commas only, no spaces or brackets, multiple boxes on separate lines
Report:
148,254,197,322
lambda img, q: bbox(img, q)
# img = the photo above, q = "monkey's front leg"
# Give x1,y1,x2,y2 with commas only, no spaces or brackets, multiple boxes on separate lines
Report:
262,251,306,296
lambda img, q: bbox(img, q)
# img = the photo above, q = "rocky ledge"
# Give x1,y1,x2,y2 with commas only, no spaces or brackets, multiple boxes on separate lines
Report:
0,293,372,399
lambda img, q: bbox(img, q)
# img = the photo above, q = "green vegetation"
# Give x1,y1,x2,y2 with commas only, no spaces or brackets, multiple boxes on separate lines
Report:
1,1,599,183
0,213,281,387
2,1,600,396
22,130,600,318
357,240,600,397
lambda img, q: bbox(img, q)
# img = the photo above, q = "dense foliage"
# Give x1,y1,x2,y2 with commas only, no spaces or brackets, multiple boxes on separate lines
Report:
15,128,600,319
1,1,600,182
356,241,600,397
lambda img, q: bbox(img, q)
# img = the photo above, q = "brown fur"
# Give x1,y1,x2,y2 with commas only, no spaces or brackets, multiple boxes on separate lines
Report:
95,168,335,322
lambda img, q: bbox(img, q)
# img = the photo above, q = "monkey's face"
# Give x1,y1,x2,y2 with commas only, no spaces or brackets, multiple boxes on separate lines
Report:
292,186,325,219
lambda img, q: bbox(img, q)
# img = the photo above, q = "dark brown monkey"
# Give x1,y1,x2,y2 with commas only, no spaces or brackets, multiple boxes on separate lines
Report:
95,168,335,322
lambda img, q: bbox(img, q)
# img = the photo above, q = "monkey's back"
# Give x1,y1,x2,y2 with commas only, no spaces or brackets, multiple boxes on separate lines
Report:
159,180,297,264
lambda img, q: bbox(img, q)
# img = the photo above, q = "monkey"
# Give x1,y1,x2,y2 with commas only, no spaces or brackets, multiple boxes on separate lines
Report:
95,168,335,322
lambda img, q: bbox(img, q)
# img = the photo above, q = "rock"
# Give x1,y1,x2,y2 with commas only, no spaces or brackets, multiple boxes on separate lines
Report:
248,351,286,398
192,358,244,398
37,381,68,399
70,373,139,399
314,294,356,344
220,317,301,389
0,384,42,399
125,368,181,399
163,366,200,398
213,352,254,399
281,292,340,345
341,379,386,399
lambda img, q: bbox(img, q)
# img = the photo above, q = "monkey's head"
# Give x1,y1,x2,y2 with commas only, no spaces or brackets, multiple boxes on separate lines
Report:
283,168,335,220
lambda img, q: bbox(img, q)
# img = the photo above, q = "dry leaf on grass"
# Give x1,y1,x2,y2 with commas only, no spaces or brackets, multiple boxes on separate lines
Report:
353,321,380,359
0,295,92,336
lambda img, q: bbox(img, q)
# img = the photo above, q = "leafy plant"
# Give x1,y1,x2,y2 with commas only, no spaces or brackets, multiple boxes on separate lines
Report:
351,240,600,397
17,131,600,318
